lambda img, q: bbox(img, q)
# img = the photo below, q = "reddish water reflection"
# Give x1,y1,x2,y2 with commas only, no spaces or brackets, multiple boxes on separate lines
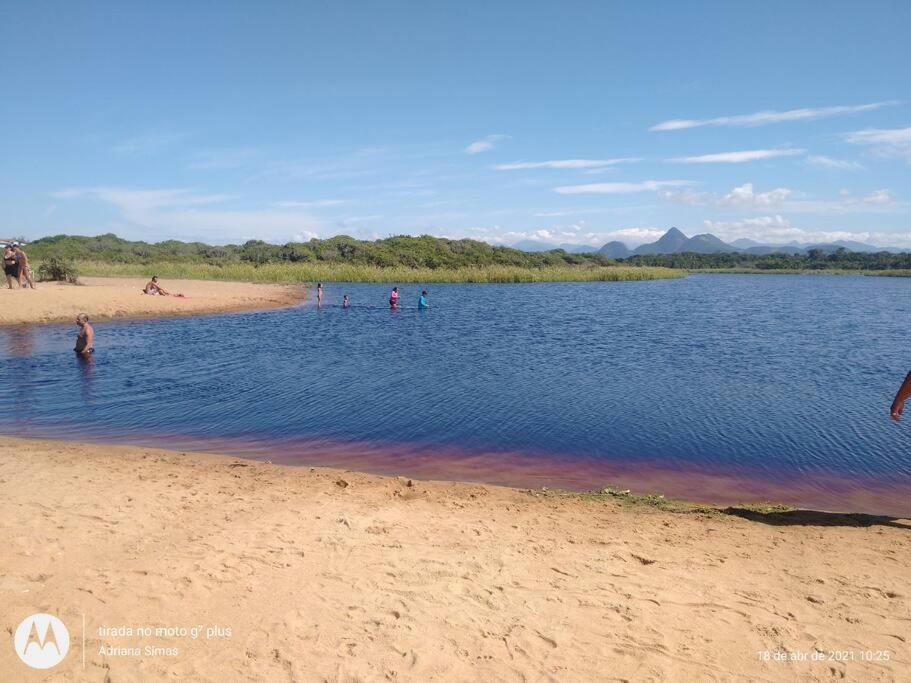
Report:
11,427,911,517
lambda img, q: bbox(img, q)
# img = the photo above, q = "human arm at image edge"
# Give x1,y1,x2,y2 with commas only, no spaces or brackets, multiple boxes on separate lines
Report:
890,371,911,420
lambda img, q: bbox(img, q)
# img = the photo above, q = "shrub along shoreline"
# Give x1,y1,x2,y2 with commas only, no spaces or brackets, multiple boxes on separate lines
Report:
27,233,684,283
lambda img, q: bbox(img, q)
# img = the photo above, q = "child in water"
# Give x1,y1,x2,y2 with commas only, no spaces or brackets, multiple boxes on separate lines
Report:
342,295,350,308
418,289,429,309
389,286,399,309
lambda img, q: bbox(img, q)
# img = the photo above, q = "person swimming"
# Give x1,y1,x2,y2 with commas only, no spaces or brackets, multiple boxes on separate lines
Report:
342,294,350,308
389,286,399,309
418,289,429,309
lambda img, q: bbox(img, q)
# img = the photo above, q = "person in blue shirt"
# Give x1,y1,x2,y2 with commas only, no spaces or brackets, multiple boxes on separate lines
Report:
418,289,429,309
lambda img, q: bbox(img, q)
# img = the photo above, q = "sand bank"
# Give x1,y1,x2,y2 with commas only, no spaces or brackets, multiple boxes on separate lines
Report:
0,437,908,681
0,277,305,326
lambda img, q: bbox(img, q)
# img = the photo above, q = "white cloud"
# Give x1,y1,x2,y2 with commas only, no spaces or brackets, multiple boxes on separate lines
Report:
52,186,322,243
273,199,349,208
650,102,895,131
702,215,911,248
806,155,863,170
603,227,667,244
188,147,261,170
159,209,323,242
554,180,694,194
51,187,229,212
719,183,793,207
112,132,188,155
474,224,666,248
657,189,710,206
659,182,897,214
339,214,383,223
843,126,911,162
494,158,641,170
669,148,805,164
465,134,510,154
862,189,893,205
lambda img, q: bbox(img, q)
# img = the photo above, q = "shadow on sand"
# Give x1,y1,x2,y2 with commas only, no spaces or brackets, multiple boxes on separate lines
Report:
723,507,911,530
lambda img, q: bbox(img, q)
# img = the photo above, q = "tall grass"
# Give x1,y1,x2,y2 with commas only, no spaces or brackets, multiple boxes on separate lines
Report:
63,260,686,284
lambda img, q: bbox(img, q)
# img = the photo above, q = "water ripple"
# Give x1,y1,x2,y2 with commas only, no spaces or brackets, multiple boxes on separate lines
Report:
2,275,911,508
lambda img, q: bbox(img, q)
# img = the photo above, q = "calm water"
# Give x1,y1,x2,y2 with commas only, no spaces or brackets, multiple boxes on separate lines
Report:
3,275,911,514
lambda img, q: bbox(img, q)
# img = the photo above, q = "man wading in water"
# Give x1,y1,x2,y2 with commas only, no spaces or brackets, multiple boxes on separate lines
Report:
74,314,95,356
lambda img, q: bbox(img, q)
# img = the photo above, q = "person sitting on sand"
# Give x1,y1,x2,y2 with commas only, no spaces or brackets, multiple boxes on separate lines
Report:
74,314,94,355
3,244,18,289
144,276,171,296
13,244,34,289
418,289,429,310
389,286,399,309
342,294,350,308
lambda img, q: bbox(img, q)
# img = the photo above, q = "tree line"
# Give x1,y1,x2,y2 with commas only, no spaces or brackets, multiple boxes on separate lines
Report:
27,233,612,270
620,248,911,271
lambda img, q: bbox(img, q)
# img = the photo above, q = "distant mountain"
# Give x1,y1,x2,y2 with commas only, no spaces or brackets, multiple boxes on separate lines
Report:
685,233,734,254
598,228,911,258
630,227,735,255
730,238,763,249
511,240,558,252
743,245,804,256
511,240,597,253
633,227,691,255
599,241,632,259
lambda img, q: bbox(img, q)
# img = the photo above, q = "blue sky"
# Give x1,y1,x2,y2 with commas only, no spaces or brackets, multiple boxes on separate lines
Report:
2,1,909,248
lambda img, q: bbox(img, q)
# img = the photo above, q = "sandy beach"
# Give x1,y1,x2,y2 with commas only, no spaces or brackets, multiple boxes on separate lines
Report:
0,277,305,326
0,437,907,681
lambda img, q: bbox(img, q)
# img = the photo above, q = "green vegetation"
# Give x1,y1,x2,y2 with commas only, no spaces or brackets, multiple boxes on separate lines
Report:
529,485,797,517
25,233,684,283
622,248,911,273
36,257,80,284
67,260,682,283
528,484,718,514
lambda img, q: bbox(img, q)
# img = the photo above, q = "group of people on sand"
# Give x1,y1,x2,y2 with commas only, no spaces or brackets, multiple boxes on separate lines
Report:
315,283,430,310
3,242,35,290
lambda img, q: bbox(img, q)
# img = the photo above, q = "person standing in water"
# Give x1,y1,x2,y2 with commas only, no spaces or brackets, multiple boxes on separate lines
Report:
342,294,350,308
316,282,324,307
74,313,94,355
389,286,399,309
418,289,429,310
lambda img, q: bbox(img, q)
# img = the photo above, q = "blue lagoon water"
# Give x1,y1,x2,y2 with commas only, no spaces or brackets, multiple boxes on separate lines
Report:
3,275,911,514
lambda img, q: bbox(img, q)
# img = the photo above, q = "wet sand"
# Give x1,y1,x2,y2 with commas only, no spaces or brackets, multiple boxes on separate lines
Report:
0,277,305,325
1,437,908,681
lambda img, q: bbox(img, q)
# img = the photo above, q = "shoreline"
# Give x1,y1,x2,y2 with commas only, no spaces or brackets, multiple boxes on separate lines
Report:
0,276,306,327
5,429,910,517
0,435,908,680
